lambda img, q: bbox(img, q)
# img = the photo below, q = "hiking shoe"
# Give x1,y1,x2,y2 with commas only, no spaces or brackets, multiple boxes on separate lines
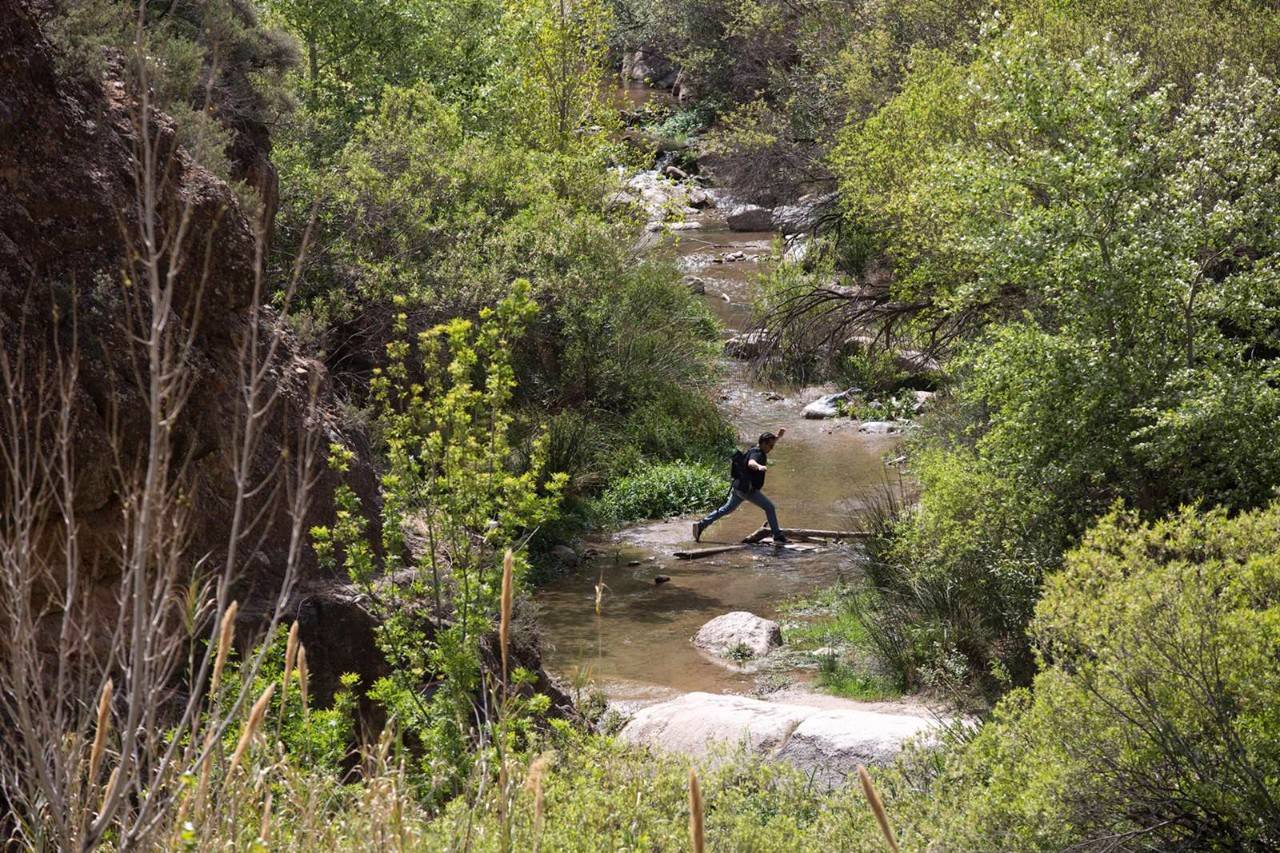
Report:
692,521,703,542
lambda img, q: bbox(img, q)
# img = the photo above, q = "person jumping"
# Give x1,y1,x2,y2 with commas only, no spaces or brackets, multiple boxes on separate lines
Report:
693,429,787,545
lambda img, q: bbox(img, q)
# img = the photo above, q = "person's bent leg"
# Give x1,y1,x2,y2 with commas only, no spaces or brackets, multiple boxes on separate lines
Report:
699,488,744,532
745,490,783,538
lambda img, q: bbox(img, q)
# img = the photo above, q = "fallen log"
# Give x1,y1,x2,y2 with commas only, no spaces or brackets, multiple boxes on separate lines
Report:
743,527,871,544
673,544,749,560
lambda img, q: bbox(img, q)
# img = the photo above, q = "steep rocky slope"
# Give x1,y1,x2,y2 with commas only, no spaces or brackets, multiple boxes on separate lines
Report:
0,0,384,705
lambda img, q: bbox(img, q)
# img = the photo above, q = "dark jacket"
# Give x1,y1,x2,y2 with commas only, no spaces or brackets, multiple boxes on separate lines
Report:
736,446,767,493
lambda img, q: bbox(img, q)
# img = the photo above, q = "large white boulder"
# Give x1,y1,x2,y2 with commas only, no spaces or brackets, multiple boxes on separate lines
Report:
619,692,809,758
857,420,905,435
694,611,783,659
775,709,935,787
618,692,937,784
771,192,837,234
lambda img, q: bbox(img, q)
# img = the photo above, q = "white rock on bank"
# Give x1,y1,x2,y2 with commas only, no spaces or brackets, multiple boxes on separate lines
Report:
618,692,936,784
619,692,810,757
694,611,783,659
802,389,856,419
775,708,936,787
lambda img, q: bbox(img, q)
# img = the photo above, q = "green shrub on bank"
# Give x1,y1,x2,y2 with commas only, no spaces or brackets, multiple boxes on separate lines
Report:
898,502,1280,850
589,460,725,524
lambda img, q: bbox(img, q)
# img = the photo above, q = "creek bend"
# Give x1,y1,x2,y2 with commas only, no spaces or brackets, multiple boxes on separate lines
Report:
536,209,902,707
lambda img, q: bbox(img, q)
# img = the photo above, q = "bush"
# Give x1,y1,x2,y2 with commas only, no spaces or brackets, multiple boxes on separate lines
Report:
897,503,1280,850
590,460,726,525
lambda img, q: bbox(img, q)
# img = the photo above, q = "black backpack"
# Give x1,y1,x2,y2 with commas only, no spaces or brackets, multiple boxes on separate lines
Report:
729,448,747,483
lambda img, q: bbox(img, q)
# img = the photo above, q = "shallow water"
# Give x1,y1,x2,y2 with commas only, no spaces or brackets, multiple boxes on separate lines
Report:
536,210,901,704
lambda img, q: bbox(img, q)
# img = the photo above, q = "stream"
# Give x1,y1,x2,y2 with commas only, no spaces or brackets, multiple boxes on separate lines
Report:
536,207,903,709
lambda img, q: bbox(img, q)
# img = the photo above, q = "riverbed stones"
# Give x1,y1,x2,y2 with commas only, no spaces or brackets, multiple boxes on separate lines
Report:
621,49,678,89
771,192,838,235
694,611,782,659
618,692,936,784
726,203,775,232
550,544,580,567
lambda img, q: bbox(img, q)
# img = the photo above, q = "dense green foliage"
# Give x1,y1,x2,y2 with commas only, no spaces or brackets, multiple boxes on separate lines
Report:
313,286,565,800
589,460,724,524
842,28,1280,697
261,0,730,501
884,503,1280,849
37,0,1280,848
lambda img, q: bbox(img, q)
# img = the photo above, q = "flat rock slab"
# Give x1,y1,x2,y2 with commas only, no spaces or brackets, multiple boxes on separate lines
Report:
694,611,782,659
777,709,935,787
619,692,811,757
619,692,936,785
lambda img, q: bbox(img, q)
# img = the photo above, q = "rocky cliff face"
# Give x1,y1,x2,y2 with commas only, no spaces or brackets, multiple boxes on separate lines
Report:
0,0,382,706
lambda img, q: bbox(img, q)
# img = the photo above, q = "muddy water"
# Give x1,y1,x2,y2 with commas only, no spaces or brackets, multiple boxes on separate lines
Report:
536,215,900,705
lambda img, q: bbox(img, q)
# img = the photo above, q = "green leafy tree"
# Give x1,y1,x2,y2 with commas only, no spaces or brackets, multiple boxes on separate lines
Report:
845,32,1280,695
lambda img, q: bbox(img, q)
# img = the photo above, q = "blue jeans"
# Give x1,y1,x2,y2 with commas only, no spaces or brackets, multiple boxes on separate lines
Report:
699,487,782,537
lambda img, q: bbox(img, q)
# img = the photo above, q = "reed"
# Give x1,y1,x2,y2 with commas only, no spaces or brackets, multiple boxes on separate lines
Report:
259,790,273,843
228,683,275,776
688,768,704,853
297,644,309,715
211,601,239,695
524,751,552,848
281,620,300,709
857,765,899,853
194,732,215,814
500,550,514,685
87,678,113,786
594,569,606,616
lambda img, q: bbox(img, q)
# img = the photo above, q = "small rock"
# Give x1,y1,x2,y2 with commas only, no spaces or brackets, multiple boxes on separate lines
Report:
688,188,712,209
627,560,642,567
654,575,671,585
695,611,783,659
551,544,580,566
684,276,707,294
663,164,690,180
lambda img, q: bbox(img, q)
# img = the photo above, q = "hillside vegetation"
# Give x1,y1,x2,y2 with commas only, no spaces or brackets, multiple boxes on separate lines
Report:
3,0,1280,849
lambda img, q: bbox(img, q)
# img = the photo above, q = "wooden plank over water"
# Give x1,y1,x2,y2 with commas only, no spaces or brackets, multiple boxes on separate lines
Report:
673,544,749,560
743,526,871,543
